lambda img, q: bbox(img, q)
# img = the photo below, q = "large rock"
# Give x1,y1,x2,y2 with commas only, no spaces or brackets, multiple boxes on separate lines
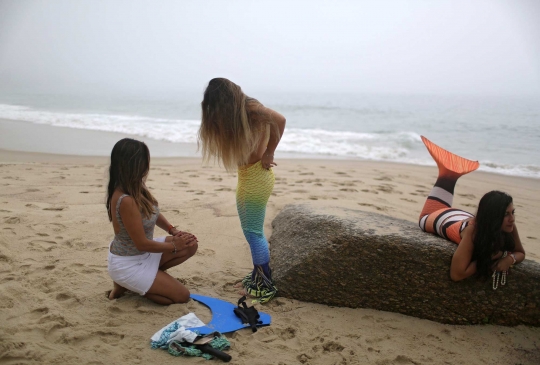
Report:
269,204,540,326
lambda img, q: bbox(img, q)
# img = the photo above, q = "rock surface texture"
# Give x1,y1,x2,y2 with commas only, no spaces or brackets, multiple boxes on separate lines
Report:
269,204,540,326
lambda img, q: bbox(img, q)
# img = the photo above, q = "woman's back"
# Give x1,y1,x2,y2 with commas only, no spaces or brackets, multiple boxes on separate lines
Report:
110,192,159,256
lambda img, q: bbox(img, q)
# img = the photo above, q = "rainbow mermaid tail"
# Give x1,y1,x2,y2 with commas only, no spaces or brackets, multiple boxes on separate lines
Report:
236,161,277,304
421,136,479,177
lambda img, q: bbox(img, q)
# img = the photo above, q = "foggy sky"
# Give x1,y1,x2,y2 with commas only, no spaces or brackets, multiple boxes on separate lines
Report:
0,0,539,97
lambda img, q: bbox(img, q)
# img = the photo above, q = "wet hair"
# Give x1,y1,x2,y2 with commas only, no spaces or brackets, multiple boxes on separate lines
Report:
472,190,515,278
106,138,157,221
198,78,278,172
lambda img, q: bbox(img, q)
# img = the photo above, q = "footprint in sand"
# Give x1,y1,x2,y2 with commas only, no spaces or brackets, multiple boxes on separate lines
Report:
26,188,40,192
458,193,476,199
339,188,358,192
3,176,23,181
374,176,393,181
400,198,417,203
43,207,66,211
527,236,537,240
31,307,50,318
208,177,223,181
322,341,345,352
4,216,20,224
28,240,57,252
377,184,402,194
358,203,387,212
215,187,233,192
361,189,379,195
198,248,216,256
277,327,297,340
1,227,15,235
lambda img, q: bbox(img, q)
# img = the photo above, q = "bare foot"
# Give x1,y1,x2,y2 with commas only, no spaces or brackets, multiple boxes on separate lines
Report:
108,282,127,300
234,282,249,297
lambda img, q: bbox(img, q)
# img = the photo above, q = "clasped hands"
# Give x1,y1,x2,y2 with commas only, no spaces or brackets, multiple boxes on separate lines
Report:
491,252,513,273
166,229,198,252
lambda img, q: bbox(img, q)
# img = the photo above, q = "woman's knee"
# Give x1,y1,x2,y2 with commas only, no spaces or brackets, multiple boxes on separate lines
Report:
188,242,198,257
172,288,191,304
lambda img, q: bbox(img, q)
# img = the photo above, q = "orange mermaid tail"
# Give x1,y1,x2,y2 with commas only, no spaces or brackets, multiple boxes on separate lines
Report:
421,136,479,177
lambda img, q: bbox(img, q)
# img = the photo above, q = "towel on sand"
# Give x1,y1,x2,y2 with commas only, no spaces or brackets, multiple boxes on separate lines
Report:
150,312,204,348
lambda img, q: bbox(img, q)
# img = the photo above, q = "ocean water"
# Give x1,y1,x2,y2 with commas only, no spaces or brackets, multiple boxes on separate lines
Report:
0,91,539,178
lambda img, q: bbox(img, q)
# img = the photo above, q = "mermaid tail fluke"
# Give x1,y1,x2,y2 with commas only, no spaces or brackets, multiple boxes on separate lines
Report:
241,264,278,304
421,136,479,177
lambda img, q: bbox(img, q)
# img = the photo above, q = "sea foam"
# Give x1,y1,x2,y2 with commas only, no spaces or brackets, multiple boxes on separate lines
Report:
1,103,538,178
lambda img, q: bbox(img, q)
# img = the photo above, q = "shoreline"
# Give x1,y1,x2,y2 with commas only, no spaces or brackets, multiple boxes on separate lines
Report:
2,118,539,179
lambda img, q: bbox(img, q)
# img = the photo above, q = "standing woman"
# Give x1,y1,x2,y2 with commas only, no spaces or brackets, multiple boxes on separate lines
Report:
106,138,198,304
418,136,525,285
198,78,286,303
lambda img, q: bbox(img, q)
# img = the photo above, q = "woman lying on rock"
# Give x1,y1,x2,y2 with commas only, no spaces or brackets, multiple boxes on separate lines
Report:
418,136,525,285
106,138,198,304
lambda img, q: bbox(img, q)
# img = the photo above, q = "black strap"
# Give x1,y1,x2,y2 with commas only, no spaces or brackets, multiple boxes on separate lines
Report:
233,296,262,332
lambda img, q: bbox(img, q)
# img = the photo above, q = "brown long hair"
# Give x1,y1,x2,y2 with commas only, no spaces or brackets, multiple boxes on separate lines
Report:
198,78,278,172
106,138,158,221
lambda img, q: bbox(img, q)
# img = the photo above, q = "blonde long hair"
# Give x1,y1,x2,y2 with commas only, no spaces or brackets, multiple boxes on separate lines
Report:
198,78,278,172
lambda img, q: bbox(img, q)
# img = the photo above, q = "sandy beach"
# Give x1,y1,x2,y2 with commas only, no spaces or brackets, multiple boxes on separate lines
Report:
1,146,539,364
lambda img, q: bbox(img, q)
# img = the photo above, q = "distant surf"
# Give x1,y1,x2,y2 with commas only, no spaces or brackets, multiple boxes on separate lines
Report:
0,92,539,179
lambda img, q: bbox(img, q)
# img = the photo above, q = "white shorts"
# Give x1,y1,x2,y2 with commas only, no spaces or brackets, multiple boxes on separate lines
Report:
107,237,165,295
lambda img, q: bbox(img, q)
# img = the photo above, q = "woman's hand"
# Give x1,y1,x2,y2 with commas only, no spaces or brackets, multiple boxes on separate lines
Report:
261,153,277,170
171,227,194,238
492,255,514,272
170,233,197,252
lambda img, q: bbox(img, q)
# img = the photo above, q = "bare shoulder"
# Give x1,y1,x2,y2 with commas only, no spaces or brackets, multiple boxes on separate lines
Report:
112,191,135,212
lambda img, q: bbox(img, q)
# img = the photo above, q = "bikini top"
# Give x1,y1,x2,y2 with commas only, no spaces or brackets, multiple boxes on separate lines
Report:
109,194,160,256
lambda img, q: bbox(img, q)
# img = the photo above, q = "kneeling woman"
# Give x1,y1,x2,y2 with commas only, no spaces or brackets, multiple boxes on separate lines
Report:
418,136,525,284
106,138,198,304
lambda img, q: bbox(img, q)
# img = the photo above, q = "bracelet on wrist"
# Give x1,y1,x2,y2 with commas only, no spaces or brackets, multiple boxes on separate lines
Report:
167,224,177,235
171,241,177,253
510,253,517,265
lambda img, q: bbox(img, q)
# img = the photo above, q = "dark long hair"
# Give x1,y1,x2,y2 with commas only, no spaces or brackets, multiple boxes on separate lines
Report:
106,138,157,221
472,191,515,278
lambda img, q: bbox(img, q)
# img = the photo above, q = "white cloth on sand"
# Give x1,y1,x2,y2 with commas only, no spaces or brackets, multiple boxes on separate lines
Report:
151,313,205,345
